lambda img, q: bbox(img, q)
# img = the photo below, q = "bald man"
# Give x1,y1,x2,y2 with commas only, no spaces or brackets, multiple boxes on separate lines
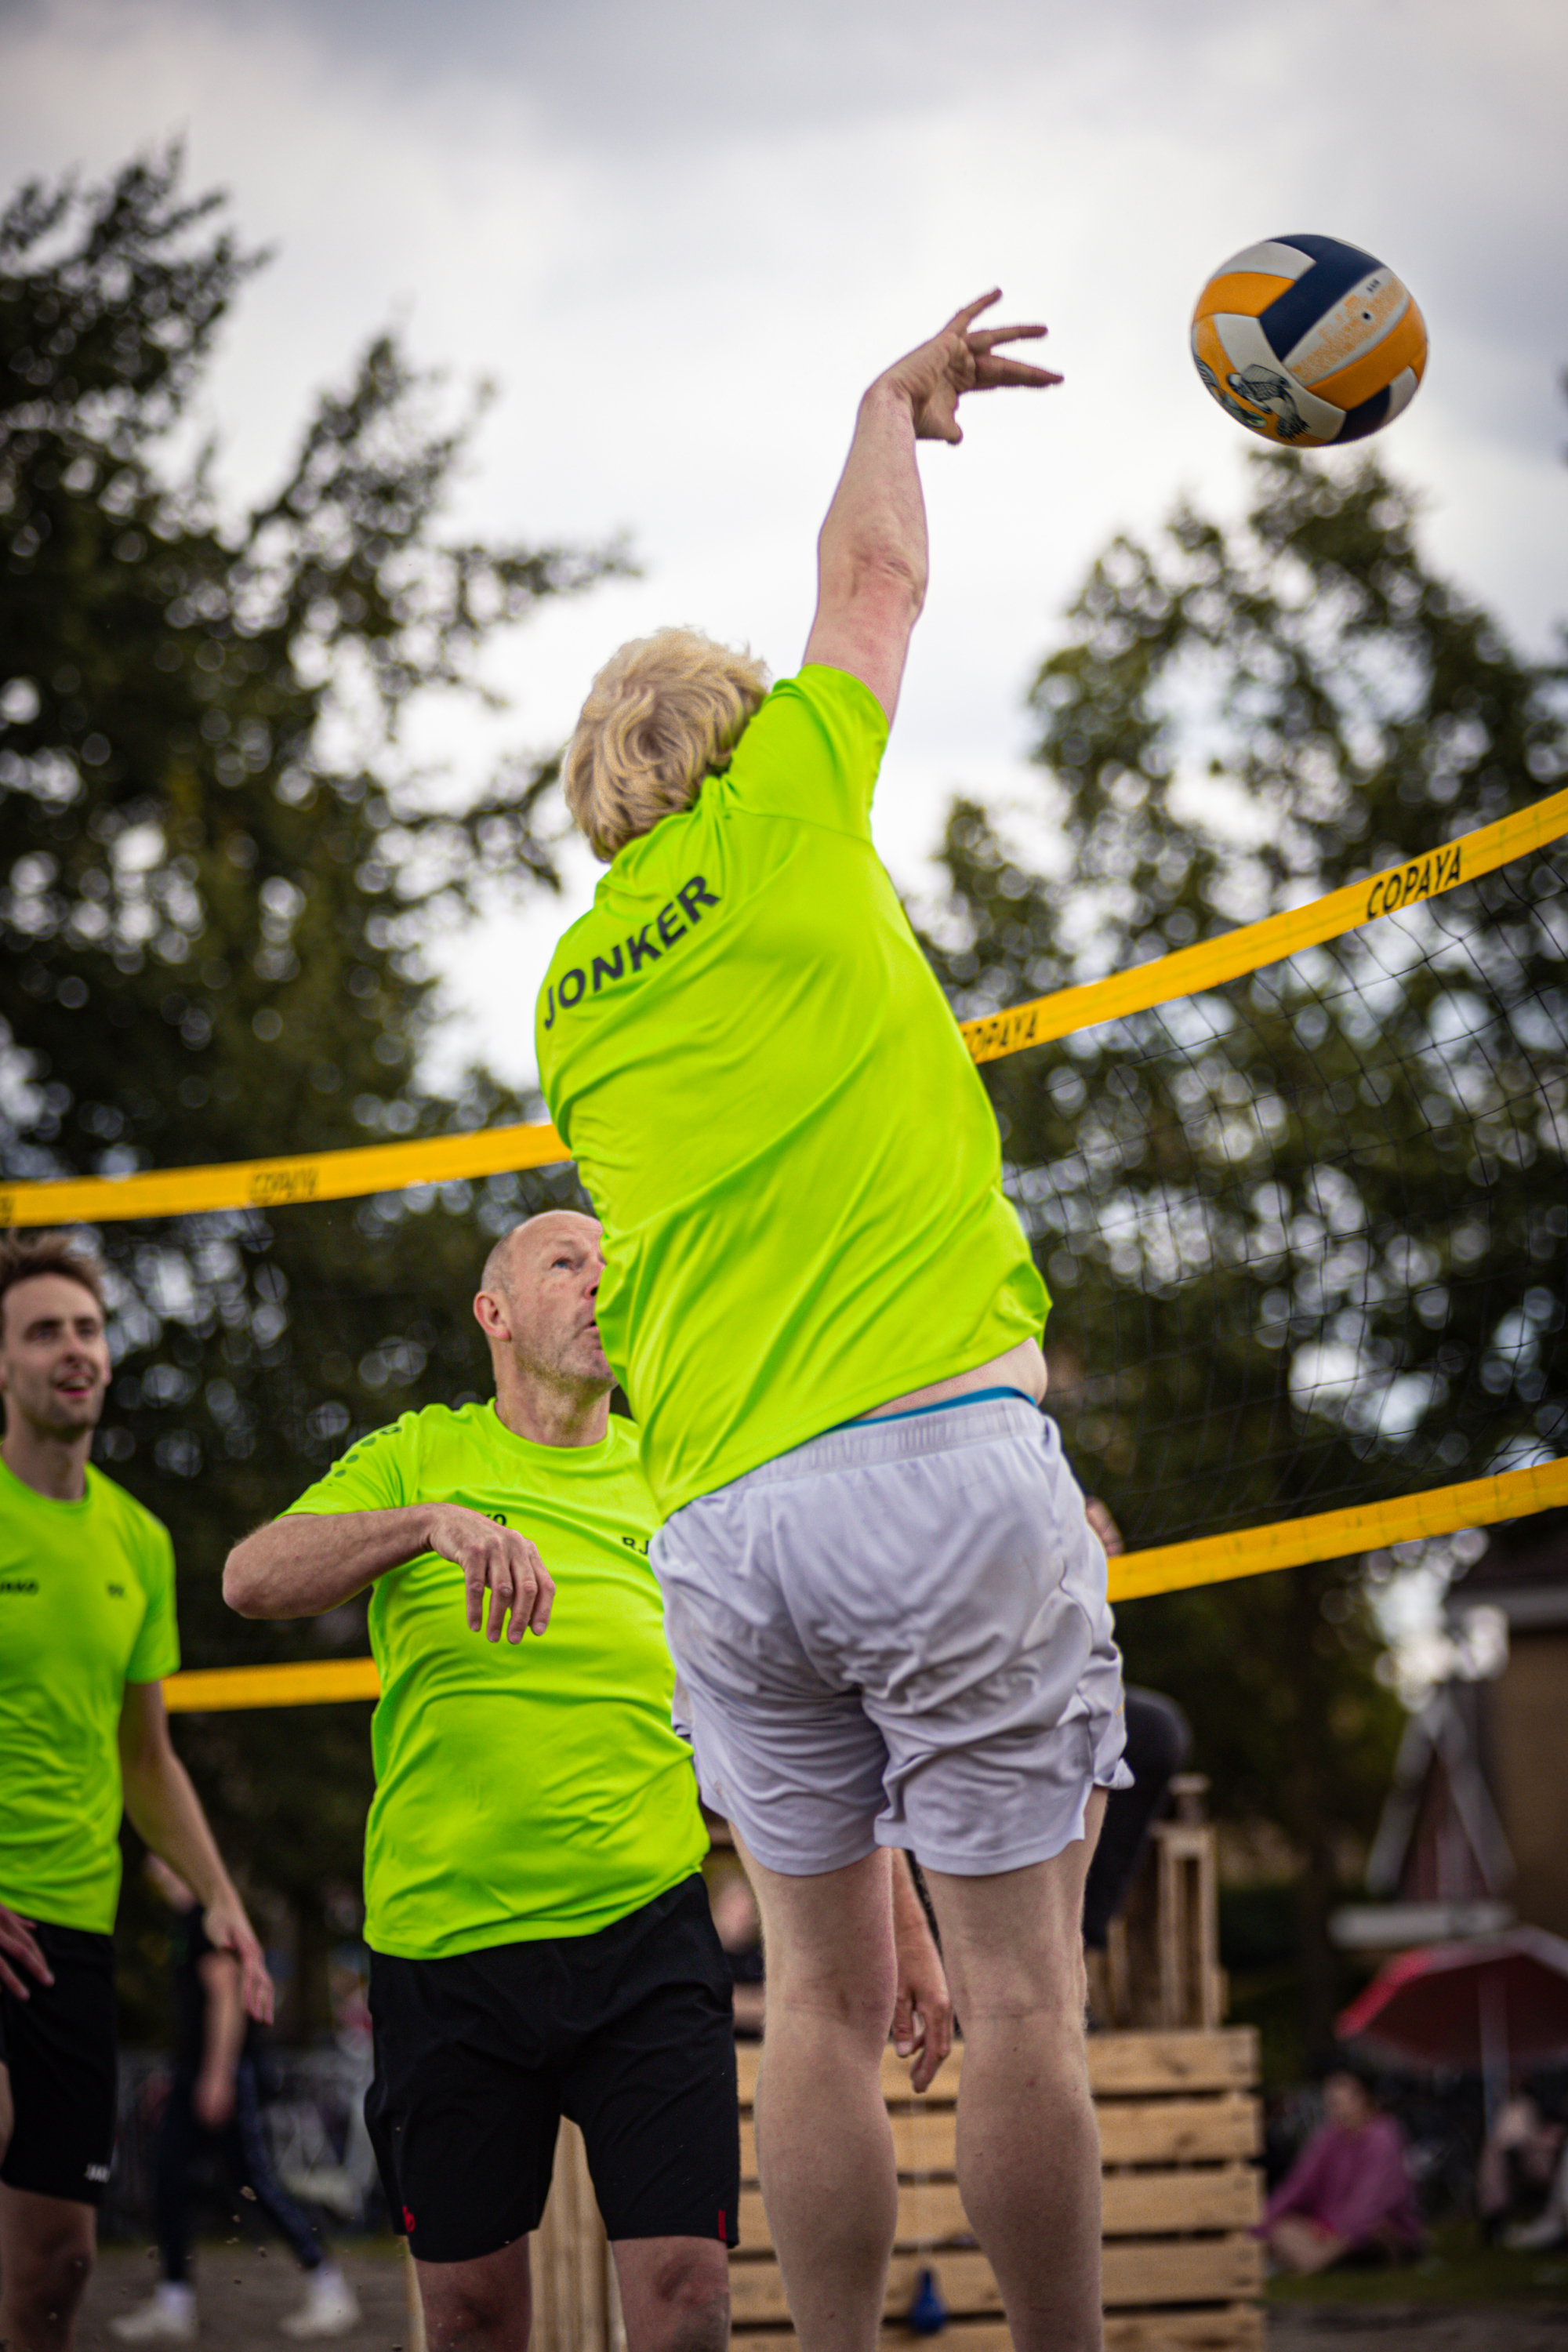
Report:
222,1214,746,2352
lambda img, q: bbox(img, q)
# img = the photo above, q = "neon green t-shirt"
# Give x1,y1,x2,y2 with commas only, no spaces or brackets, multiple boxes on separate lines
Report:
0,1457,181,1933
536,662,1049,1519
285,1402,706,1960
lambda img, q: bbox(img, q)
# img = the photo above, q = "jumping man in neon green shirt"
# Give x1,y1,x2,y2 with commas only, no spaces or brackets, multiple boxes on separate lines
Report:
536,296,1130,2352
0,1232,271,2352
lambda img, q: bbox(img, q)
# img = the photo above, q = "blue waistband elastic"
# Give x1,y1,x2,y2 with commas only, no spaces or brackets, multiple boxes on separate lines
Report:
838,1385,1040,1431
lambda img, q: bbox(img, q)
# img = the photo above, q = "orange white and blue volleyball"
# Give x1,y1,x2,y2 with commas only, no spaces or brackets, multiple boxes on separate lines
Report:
1191,234,1428,448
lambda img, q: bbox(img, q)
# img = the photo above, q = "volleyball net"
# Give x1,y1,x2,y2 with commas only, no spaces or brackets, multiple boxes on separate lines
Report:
6,782,1567,1714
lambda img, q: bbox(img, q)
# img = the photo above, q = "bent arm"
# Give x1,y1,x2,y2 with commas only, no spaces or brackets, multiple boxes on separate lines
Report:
223,1505,441,1621
196,1948,247,2123
199,1950,246,2076
224,1501,555,1643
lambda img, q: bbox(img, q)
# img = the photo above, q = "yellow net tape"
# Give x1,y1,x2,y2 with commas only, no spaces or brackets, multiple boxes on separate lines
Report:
960,780,1568,1065
1107,1455,1568,1604
0,1119,566,1229
7,784,1567,1227
166,1656,381,1712
165,1456,1568,1713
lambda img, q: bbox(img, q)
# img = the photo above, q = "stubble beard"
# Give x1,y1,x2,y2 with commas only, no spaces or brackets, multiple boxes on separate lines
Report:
515,1330,613,1398
26,1375,105,1445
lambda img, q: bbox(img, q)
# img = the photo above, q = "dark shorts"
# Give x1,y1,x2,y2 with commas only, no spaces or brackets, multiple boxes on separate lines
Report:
0,1922,117,2205
365,1874,740,2266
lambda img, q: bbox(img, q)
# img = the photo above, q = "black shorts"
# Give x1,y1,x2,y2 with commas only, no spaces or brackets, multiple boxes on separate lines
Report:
0,1922,117,2205
365,1874,739,2266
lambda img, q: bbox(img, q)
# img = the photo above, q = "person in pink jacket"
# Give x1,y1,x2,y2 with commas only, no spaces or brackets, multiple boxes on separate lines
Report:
1263,2071,1424,2273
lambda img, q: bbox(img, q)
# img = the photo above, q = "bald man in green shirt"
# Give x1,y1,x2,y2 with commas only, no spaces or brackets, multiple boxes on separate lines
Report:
225,1212,948,2352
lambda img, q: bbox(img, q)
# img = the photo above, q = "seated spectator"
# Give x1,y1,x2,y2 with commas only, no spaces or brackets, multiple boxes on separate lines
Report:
1261,2069,1424,2274
710,1869,766,2038
1481,2077,1568,2249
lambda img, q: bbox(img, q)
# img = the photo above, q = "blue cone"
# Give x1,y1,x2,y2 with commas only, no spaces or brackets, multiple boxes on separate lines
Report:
906,2265,949,2335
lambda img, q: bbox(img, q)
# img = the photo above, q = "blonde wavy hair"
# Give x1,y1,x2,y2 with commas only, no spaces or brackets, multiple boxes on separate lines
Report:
564,628,771,862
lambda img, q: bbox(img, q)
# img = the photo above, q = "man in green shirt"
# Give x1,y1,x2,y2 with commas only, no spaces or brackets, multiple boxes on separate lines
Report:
535,298,1129,2352
0,1232,270,2352
224,1211,943,2352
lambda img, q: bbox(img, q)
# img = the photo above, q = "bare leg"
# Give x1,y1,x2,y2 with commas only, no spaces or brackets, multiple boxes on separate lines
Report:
0,2184,96,2352
413,2236,531,2352
1268,2217,1345,2274
922,1789,1108,2352
613,2234,730,2352
730,1838,898,2352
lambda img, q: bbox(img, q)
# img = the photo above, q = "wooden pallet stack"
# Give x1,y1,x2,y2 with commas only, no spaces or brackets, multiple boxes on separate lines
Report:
1091,1778,1229,2036
530,2118,624,2352
725,2028,1262,2352
529,1791,1265,2352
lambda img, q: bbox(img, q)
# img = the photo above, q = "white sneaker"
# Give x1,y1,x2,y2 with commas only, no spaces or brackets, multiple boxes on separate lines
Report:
111,2284,198,2341
279,2263,361,2339
1505,2210,1568,2252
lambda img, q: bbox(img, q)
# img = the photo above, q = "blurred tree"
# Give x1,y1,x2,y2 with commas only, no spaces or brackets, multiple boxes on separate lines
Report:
0,150,622,2031
924,452,1567,2051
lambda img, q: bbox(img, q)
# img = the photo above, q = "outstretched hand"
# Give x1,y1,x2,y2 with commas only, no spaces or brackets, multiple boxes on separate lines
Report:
883,290,1060,445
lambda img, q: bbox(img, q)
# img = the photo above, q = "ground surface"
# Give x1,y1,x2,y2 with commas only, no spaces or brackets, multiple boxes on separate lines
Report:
74,2245,1568,2350
1265,2225,1568,2352
1272,2314,1568,2349
77,2242,412,2350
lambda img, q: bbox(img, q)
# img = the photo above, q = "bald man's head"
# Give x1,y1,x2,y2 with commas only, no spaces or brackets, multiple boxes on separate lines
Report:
474,1212,613,1400
479,1226,520,1303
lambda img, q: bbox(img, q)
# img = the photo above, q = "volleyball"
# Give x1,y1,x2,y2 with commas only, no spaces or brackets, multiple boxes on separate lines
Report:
1191,234,1427,448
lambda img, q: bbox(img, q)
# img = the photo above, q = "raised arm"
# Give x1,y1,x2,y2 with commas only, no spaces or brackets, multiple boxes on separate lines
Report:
803,291,1059,724
223,1504,554,1643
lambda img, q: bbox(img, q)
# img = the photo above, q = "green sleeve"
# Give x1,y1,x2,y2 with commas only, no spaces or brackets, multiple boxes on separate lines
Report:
718,666,889,837
284,1412,417,1516
125,1515,182,1685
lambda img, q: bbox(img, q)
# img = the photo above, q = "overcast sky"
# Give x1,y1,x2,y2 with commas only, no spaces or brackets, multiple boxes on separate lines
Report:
4,0,1566,1091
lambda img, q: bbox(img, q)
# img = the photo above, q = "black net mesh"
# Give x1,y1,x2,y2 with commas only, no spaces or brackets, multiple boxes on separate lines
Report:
982,845,1568,1547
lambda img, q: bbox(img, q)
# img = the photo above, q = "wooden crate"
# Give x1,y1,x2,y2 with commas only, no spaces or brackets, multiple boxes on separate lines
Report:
1091,1786,1228,2035
527,2029,1264,2352
532,2119,626,2352
728,2031,1263,2352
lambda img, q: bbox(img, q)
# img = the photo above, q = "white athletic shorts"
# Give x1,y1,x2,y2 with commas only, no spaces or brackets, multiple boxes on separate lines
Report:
651,1396,1131,1878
